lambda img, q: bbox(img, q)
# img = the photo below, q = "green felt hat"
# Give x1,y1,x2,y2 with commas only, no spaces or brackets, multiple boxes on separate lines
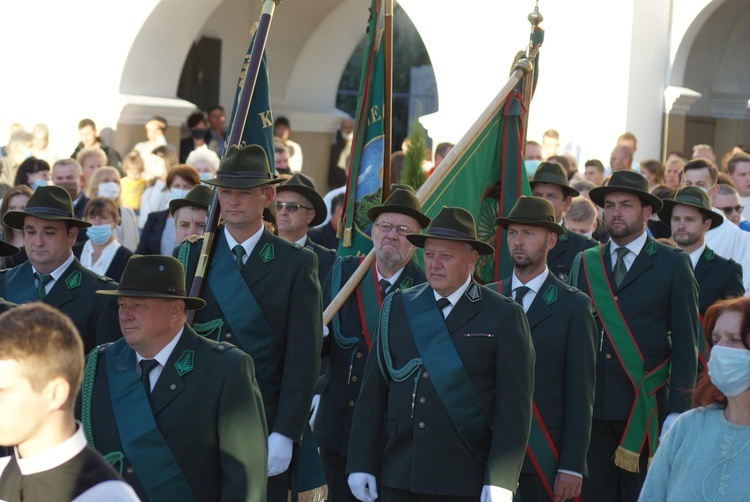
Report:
530,161,579,197
589,171,663,211
97,255,206,310
367,185,431,228
658,186,723,229
3,185,91,230
496,196,565,235
406,206,494,255
276,173,327,226
203,144,283,189
169,185,212,217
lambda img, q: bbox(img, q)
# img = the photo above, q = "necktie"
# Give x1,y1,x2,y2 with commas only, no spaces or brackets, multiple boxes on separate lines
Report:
140,359,159,396
514,286,531,308
436,297,451,319
232,244,246,271
614,247,629,287
379,279,390,298
34,272,53,300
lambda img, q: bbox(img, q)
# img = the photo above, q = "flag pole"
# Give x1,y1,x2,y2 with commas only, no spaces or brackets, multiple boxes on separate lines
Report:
381,0,394,200
187,0,281,324
520,2,543,155
323,56,534,324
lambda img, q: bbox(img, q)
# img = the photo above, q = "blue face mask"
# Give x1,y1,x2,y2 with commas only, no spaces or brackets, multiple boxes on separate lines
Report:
86,224,113,245
31,178,49,191
199,172,213,181
169,187,191,201
524,159,541,178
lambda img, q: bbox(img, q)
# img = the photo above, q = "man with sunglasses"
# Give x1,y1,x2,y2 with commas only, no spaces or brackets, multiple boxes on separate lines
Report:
316,186,430,501
276,173,336,287
712,183,750,232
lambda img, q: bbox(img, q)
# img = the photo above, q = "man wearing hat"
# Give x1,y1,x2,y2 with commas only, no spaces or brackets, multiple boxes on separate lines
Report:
347,206,534,502
659,186,743,317
490,196,597,502
316,186,429,501
81,255,268,501
531,162,598,282
171,184,211,245
0,185,121,355
276,172,336,286
569,171,700,501
177,144,322,501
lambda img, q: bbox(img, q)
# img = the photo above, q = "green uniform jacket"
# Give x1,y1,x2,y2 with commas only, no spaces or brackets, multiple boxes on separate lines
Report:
548,227,599,282
179,227,322,443
82,325,268,502
493,273,596,476
316,258,425,456
347,282,534,496
0,258,120,354
572,237,699,421
304,236,336,288
694,246,743,316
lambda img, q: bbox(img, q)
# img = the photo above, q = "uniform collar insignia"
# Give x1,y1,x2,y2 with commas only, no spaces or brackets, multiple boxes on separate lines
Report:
704,248,715,261
259,243,275,263
400,277,413,290
174,350,195,376
65,271,82,289
543,284,558,305
465,283,482,303
645,240,658,256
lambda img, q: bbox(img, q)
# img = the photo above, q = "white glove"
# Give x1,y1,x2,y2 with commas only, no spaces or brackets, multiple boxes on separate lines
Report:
348,472,378,502
660,412,680,440
323,324,329,337
480,484,513,502
267,432,293,477
309,394,321,430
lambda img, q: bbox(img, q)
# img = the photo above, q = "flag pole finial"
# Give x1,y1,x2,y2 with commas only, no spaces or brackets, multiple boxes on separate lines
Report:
528,2,543,26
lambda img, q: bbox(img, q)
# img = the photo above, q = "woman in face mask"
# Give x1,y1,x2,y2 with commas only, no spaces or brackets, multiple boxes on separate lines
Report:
135,164,199,256
13,157,50,191
640,297,750,500
72,197,133,282
86,167,139,252
0,184,32,268
137,145,180,230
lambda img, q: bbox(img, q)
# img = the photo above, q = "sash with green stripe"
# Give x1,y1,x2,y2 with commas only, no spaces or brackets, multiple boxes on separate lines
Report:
582,247,671,472
402,284,491,461
104,339,198,501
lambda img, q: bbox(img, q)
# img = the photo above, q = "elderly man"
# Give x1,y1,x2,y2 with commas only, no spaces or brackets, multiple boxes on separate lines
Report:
658,186,743,317
316,186,430,501
170,184,211,245
489,196,596,502
0,303,139,501
347,206,534,502
0,185,120,354
571,171,699,501
276,173,336,286
82,255,267,501
531,162,598,282
177,144,323,501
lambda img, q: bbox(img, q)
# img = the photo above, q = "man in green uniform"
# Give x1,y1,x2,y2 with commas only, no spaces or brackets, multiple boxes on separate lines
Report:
347,207,534,502
177,144,323,501
82,255,268,501
490,196,597,502
0,185,120,354
531,162,598,282
571,171,699,501
316,186,430,501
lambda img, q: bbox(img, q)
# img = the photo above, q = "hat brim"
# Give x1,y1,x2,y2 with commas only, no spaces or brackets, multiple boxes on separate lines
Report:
530,179,580,198
495,217,565,236
3,210,91,230
276,185,327,226
169,199,209,217
0,240,19,257
657,199,723,229
589,186,664,212
202,176,284,190
96,289,206,310
406,232,495,256
367,205,431,229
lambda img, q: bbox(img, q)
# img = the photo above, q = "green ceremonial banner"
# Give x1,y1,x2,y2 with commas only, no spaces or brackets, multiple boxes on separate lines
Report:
338,0,385,257
228,27,275,171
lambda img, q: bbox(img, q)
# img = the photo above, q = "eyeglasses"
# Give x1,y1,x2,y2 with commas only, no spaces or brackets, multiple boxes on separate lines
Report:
716,205,744,216
373,221,413,236
276,201,313,213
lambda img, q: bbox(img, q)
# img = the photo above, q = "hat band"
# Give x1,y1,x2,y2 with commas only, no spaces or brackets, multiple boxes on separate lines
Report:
24,206,74,218
505,215,554,223
117,283,186,297
217,171,274,179
425,227,476,240
675,195,708,208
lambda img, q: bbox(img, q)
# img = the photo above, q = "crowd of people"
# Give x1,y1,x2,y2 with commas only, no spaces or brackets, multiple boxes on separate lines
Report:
0,116,749,502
